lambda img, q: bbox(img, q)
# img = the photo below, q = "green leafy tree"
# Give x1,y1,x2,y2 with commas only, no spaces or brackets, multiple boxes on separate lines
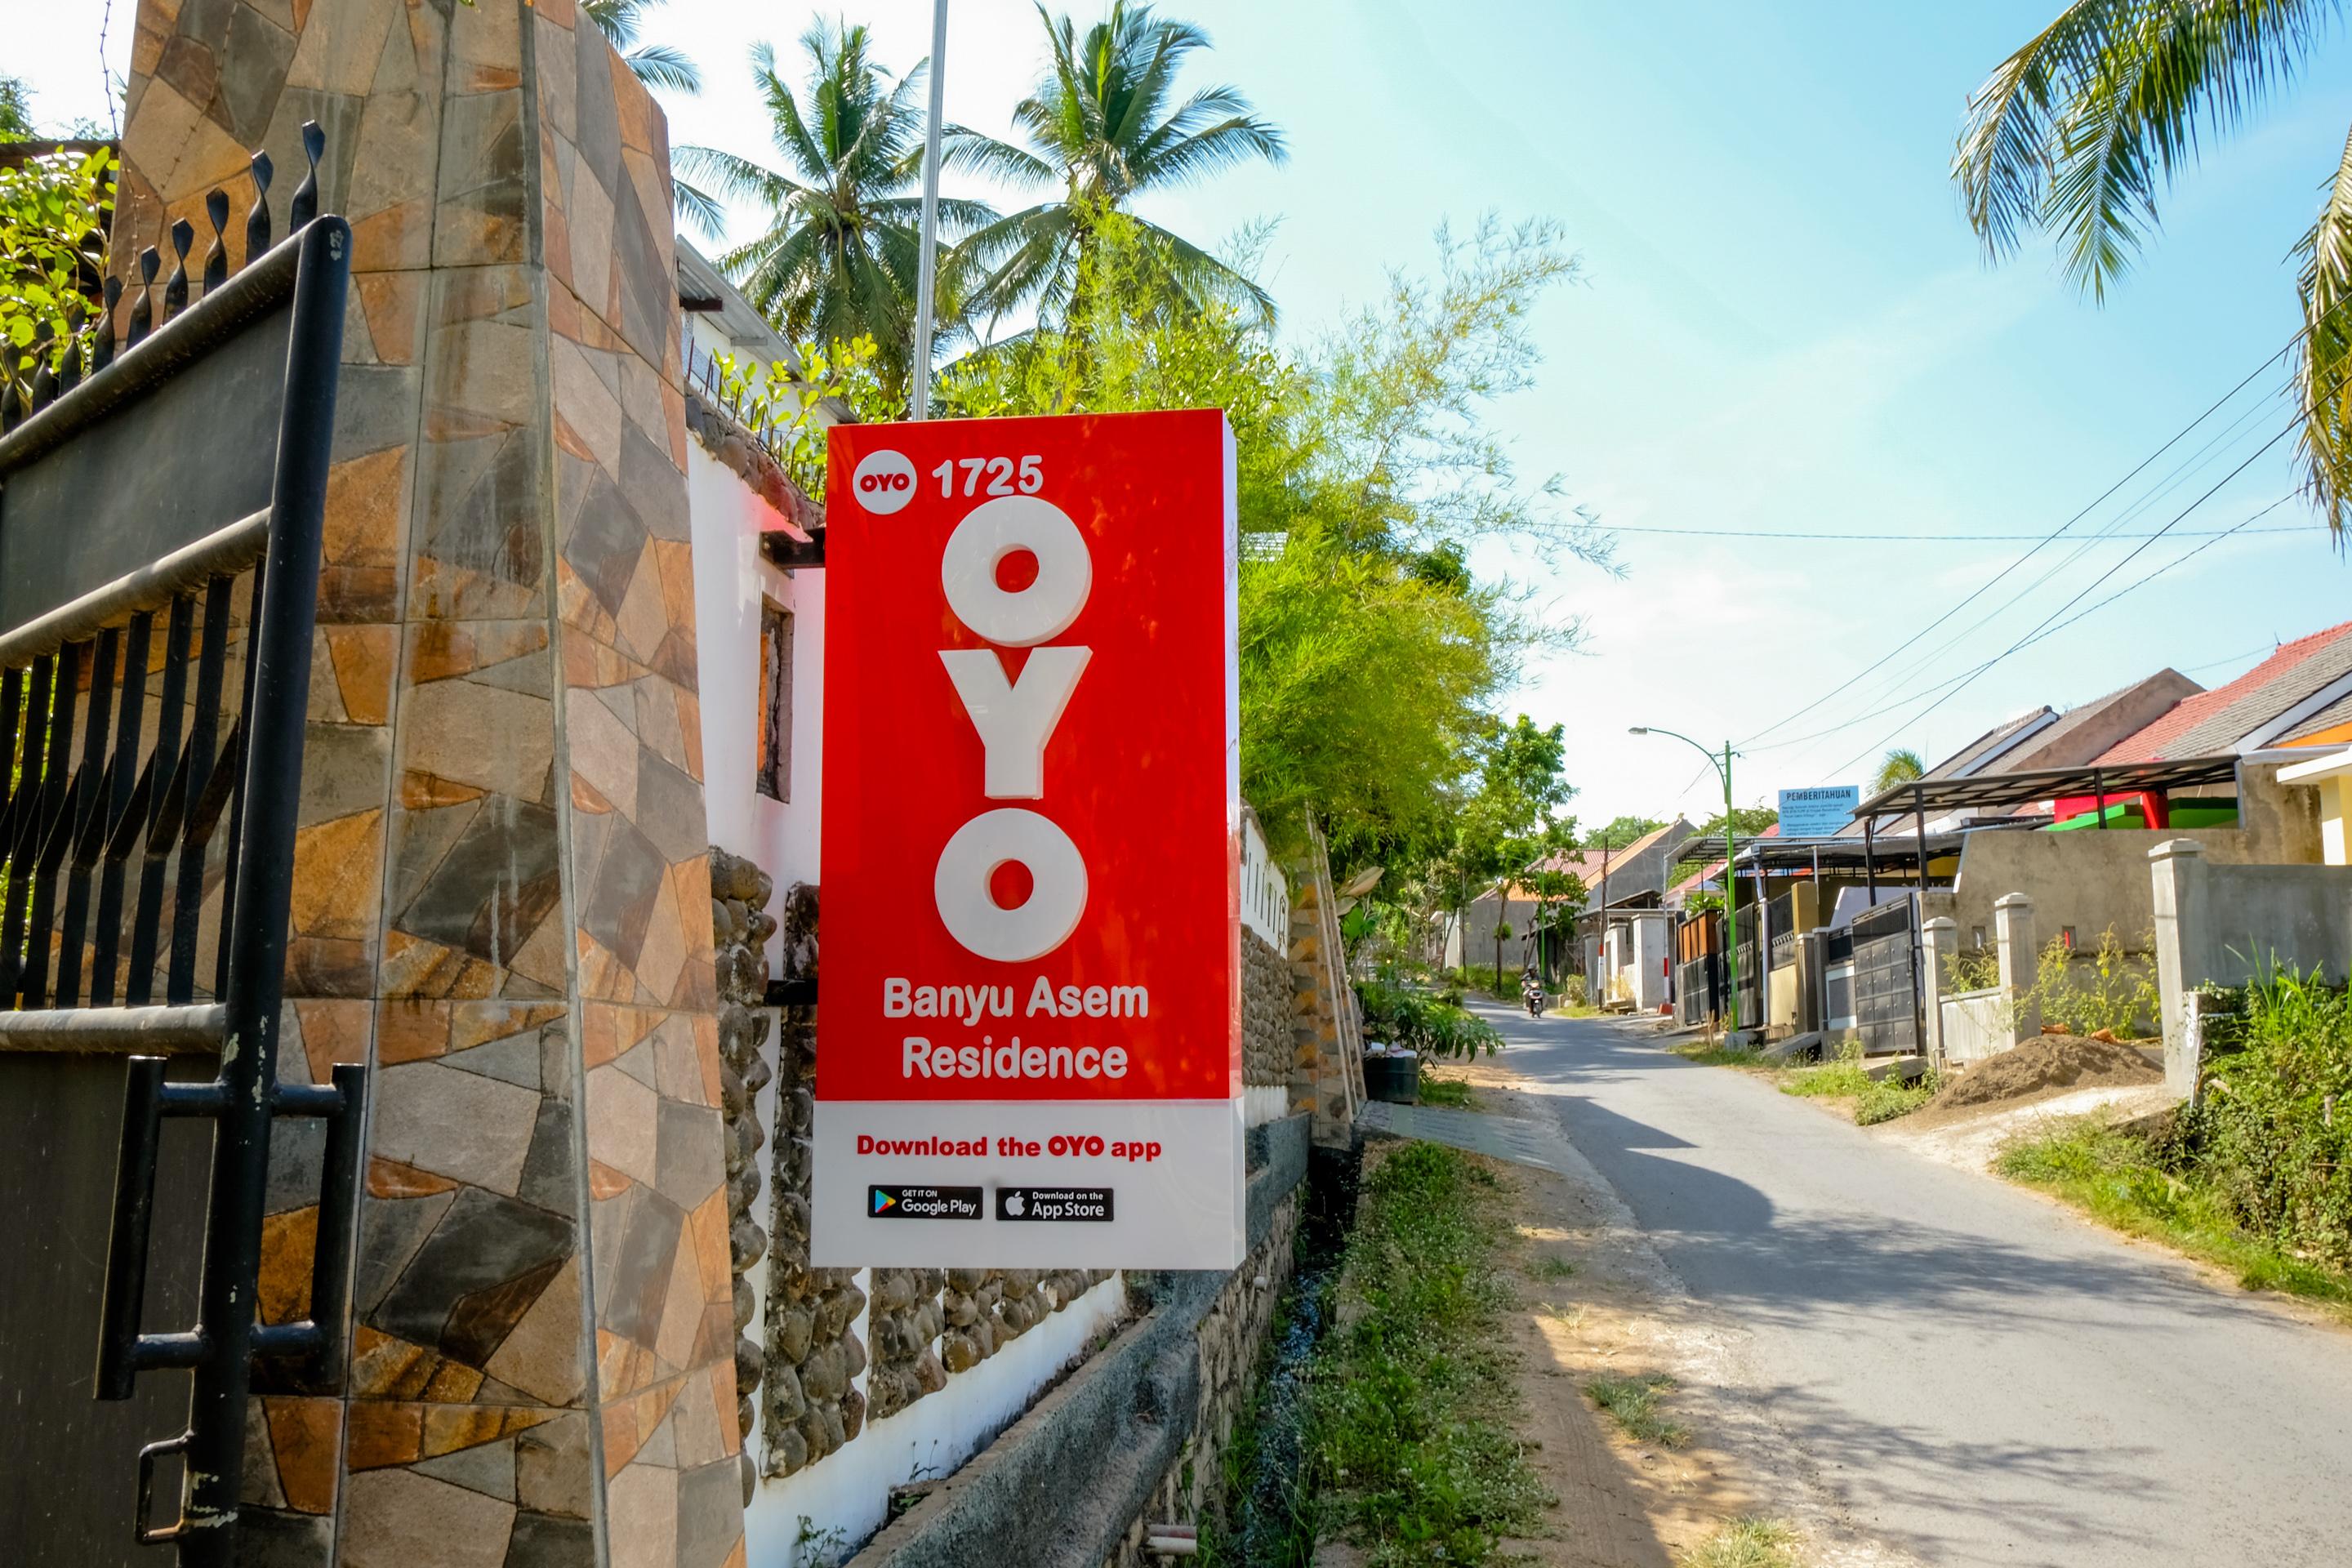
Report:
583,0,701,95
943,2,1286,326
1,145,114,408
1955,2,2352,527
938,209,1594,863
1581,815,1664,849
675,21,995,399
0,75,33,140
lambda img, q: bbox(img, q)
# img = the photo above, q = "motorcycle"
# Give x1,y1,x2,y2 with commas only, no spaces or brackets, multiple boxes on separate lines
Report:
1521,978,1546,1018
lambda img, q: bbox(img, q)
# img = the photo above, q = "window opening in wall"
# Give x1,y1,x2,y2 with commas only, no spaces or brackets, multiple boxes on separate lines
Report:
760,599,792,801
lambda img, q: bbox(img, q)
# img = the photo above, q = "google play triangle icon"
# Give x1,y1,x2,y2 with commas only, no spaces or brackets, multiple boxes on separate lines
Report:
872,1190,898,1214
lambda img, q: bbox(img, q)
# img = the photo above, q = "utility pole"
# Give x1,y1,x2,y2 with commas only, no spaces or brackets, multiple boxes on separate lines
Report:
1631,728,1740,1034
909,0,949,419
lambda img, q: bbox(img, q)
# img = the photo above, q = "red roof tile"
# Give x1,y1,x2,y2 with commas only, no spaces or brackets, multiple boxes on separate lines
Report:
2096,619,2352,764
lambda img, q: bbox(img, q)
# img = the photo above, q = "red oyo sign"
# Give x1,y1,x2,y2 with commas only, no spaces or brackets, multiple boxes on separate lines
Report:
814,410,1243,1268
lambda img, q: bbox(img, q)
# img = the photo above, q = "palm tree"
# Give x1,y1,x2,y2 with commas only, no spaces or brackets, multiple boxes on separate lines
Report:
943,2,1286,327
1955,3,2352,528
1873,748,1926,795
674,22,995,397
584,0,700,95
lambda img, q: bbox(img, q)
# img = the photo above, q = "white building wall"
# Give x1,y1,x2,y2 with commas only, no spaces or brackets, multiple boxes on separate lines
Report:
1628,912,1670,1012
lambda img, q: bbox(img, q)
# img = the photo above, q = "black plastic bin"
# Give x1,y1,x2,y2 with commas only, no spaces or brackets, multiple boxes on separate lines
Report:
1364,1050,1420,1104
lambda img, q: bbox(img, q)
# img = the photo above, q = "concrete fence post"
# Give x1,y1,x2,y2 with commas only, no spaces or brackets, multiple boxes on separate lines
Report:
1921,916,1959,1069
1994,893,2040,1048
2149,839,2209,1098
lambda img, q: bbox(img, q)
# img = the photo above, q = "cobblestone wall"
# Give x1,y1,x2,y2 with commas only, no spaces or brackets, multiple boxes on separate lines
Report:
709,848,776,1464
761,884,870,1476
866,1268,949,1420
1244,928,1292,1088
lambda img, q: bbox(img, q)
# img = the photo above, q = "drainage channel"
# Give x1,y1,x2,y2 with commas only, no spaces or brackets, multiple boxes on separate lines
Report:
1223,1144,1361,1566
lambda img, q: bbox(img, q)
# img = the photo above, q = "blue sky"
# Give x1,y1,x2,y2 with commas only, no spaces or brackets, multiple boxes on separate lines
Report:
22,0,2352,826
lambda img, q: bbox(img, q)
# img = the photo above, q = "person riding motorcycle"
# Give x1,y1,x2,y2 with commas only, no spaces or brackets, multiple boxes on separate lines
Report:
1521,968,1546,1018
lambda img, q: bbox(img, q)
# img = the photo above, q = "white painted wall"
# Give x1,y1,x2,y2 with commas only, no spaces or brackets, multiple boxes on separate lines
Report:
684,434,825,969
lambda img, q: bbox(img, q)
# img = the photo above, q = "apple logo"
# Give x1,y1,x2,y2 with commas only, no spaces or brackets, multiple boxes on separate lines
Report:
1004,1191,1025,1218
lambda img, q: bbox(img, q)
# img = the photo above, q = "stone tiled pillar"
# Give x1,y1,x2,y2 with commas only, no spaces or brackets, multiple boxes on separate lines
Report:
110,2,742,1565
1993,893,2039,1048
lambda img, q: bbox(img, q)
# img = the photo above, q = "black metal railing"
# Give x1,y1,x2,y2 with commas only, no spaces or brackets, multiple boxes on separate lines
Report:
0,122,360,1565
681,333,795,466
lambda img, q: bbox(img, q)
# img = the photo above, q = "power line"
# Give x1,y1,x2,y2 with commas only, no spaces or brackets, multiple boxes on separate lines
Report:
1733,334,2307,751
1824,422,2305,777
1797,385,2293,738
1603,521,2307,542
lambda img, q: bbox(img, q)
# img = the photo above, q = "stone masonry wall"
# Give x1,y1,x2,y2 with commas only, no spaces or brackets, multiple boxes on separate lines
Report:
1243,928,1291,1089
761,883,871,1478
1101,1193,1298,1567
708,848,775,1470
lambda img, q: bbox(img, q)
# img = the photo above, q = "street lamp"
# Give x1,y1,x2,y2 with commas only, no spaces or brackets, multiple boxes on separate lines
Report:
1630,727,1742,1034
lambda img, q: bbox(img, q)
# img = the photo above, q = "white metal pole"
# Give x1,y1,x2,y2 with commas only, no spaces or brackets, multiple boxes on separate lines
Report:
910,0,949,420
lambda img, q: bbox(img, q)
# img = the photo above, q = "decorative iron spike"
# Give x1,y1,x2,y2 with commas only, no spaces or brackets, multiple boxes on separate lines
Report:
126,248,159,347
1,347,21,433
162,220,193,322
288,121,325,229
202,189,229,293
246,150,274,261
29,322,57,414
56,303,86,397
94,276,121,372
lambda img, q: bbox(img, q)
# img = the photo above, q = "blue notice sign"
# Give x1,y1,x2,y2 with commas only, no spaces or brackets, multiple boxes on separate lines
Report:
1778,786,1859,838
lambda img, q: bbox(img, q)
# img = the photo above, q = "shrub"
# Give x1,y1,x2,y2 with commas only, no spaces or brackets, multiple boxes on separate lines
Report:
1356,978,1503,1058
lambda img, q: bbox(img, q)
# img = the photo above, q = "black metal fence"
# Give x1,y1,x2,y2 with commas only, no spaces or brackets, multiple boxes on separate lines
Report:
1851,896,1922,1056
0,124,363,1566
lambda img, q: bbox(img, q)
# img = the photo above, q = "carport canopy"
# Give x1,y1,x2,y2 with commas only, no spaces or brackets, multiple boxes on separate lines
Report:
1851,754,2241,821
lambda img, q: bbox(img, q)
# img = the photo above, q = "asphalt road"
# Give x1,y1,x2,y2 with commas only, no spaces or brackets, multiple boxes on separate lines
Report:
1490,1005,2352,1568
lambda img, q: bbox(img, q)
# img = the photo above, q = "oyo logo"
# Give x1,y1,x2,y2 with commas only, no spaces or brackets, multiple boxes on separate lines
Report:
934,495,1094,962
853,448,917,514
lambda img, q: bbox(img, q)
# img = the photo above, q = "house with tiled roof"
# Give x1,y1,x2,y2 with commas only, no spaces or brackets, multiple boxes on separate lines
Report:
1450,818,1693,988
2098,619,2352,764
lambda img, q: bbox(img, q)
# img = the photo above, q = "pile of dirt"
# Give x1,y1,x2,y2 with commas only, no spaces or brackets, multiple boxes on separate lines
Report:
1920,1034,2161,1120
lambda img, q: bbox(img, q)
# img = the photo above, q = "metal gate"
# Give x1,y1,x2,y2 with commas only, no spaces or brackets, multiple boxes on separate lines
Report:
0,128,364,1566
1850,896,1922,1056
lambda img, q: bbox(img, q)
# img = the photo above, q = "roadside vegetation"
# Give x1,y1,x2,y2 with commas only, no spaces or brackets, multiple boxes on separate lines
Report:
1303,1143,1548,1564
1356,978,1504,1060
1672,1040,1763,1069
1418,1073,1475,1109
1677,1517,1802,1568
1584,1372,1690,1449
1780,1043,1940,1125
1997,968,2352,1316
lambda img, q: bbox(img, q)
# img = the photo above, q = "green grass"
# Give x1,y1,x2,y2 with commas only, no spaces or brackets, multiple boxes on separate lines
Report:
1584,1373,1690,1449
1677,1517,1801,1568
1529,1254,1575,1281
1673,1040,1763,1068
1418,1073,1475,1108
1305,1143,1549,1565
1780,1042,1874,1098
1854,1071,1939,1125
1997,1117,2352,1316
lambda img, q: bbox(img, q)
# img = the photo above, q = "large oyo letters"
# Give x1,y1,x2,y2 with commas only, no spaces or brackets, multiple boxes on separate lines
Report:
934,497,1092,957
